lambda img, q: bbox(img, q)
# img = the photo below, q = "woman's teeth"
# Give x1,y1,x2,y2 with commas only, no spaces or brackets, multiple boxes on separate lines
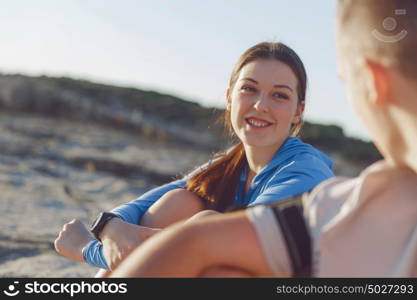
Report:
246,118,271,128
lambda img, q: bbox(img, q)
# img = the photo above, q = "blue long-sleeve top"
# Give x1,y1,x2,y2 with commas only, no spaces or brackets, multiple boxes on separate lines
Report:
83,137,334,269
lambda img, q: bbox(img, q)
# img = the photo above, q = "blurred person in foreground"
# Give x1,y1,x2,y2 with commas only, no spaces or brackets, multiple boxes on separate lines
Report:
111,0,417,277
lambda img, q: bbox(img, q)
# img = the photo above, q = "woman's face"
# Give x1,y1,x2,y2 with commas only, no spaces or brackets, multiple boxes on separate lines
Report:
228,59,304,151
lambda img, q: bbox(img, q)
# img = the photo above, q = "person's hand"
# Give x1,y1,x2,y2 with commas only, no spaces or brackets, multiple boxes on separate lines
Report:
54,219,94,262
100,218,160,270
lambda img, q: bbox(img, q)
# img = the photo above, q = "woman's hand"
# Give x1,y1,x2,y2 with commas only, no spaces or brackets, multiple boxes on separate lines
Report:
100,218,160,270
54,219,94,262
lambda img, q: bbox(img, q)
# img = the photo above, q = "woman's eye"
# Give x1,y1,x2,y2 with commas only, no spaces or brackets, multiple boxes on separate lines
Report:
241,86,256,92
273,92,289,100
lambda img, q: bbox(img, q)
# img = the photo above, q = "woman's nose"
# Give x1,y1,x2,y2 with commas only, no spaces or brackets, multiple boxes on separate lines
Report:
253,92,269,112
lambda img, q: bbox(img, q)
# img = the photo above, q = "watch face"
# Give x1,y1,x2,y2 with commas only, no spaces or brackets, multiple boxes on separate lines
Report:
90,212,117,241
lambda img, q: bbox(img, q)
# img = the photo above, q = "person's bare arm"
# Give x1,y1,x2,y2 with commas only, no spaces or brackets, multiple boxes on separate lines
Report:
98,189,208,269
99,189,205,246
100,218,160,269
110,211,275,277
55,188,206,267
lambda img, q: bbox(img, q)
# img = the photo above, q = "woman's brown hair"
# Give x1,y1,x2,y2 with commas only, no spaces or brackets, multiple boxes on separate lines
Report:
186,42,307,211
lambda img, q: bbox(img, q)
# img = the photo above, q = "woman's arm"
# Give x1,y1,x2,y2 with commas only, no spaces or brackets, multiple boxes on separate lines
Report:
99,189,207,270
63,160,214,269
81,178,187,269
110,211,276,277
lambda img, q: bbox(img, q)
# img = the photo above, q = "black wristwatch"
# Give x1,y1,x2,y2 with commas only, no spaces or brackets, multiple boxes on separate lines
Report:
90,212,119,241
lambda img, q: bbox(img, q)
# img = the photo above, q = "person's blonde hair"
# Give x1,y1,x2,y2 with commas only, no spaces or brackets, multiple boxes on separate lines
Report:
338,0,417,79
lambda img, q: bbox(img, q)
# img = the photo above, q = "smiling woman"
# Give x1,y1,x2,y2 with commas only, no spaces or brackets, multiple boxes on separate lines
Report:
54,42,335,276
186,42,310,210
230,60,303,150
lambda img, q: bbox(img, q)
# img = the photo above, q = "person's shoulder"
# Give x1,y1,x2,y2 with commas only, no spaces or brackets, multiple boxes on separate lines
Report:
293,152,332,167
299,176,357,237
303,176,359,216
286,138,324,154
263,151,334,186
286,138,333,169
277,151,334,179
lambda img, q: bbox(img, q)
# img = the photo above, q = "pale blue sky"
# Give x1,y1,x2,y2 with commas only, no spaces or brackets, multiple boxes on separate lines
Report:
0,0,370,140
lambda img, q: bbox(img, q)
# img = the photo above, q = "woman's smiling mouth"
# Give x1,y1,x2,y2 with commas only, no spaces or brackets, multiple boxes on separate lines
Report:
245,117,273,128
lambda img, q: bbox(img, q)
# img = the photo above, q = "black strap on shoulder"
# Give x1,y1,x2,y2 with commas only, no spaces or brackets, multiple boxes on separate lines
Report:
269,194,312,277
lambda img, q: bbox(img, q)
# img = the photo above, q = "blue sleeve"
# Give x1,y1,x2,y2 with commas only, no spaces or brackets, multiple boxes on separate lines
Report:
83,178,187,269
248,157,334,206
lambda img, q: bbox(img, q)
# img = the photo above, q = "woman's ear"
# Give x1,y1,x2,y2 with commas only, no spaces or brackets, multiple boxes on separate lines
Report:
292,101,305,125
365,60,392,106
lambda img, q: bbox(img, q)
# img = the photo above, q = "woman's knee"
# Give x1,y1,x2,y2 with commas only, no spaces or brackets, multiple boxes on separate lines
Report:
185,209,220,223
142,189,205,228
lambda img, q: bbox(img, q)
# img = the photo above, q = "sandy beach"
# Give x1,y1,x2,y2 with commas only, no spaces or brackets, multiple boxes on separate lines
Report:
0,111,210,277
